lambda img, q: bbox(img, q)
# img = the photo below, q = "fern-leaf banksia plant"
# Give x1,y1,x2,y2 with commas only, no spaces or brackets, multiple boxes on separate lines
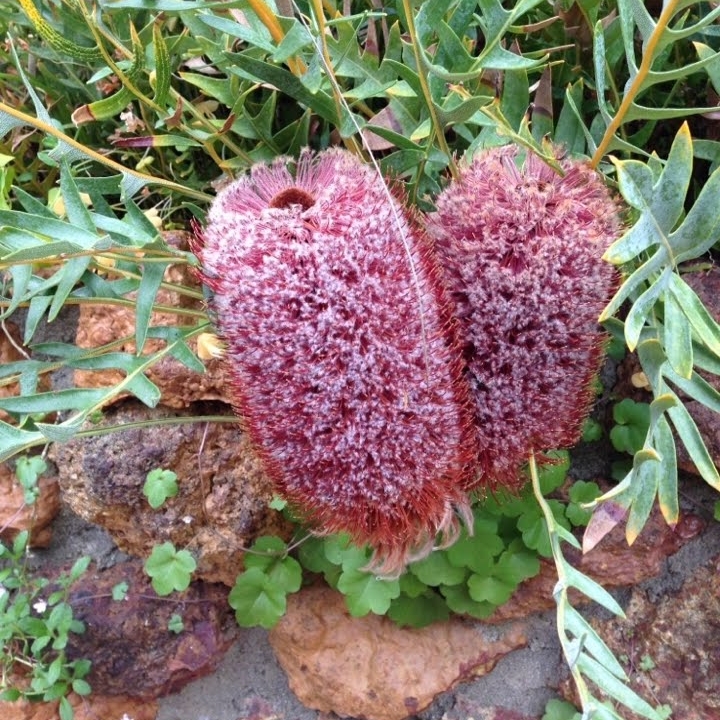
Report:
427,145,621,491
194,148,477,573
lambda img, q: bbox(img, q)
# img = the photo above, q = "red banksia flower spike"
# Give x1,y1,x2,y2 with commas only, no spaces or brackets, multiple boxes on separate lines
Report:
194,148,477,574
426,144,621,492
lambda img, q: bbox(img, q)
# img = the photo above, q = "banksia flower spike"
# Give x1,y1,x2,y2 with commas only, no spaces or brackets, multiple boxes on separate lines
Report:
194,148,477,574
426,145,620,491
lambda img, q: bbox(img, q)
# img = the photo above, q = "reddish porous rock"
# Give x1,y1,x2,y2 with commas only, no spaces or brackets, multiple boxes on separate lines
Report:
65,560,237,698
50,402,291,585
269,584,527,720
488,509,703,623
0,689,158,720
0,461,61,548
562,554,720,720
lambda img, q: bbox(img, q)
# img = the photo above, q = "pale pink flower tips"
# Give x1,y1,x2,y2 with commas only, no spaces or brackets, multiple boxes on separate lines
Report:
427,145,620,491
195,149,476,572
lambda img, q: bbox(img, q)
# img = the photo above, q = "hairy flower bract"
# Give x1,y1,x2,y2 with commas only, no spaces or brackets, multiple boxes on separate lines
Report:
195,149,476,573
427,145,620,491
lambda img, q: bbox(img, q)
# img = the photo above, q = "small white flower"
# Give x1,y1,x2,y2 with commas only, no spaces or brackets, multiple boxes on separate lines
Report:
120,714,134,720
182,515,193,525
0,585,7,599
33,599,47,614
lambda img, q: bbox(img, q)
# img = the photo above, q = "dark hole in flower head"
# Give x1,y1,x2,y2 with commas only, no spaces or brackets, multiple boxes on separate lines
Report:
268,187,316,211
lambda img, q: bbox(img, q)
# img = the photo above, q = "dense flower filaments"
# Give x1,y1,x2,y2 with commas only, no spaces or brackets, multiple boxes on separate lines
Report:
427,145,620,491
195,149,476,573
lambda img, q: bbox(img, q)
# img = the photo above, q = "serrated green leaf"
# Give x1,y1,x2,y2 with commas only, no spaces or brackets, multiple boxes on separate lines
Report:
409,550,468,587
337,568,400,616
228,567,287,629
467,573,515,605
144,542,196,595
439,582,496,618
387,591,450,628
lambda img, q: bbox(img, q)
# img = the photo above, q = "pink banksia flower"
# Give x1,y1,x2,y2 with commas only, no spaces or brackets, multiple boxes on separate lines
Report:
426,145,621,491
193,148,477,573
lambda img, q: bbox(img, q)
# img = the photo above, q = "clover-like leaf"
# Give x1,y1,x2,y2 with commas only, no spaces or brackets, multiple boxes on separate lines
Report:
336,568,400,617
228,567,288,629
142,468,178,509
144,542,196,596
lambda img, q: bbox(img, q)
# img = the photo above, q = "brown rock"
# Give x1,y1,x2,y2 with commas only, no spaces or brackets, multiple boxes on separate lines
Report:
488,509,703,623
0,690,158,720
269,584,527,720
50,401,291,585
562,554,720,720
66,559,237,698
0,462,61,548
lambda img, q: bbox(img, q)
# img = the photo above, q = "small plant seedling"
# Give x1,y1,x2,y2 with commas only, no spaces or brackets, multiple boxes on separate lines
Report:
541,698,581,720
228,537,302,628
167,613,184,634
610,399,650,455
111,581,129,601
142,468,179,509
15,455,47,505
144,542,196,595
638,654,657,672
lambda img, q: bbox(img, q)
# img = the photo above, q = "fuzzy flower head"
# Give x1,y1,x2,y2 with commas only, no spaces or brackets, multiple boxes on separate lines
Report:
426,145,620,491
194,149,476,573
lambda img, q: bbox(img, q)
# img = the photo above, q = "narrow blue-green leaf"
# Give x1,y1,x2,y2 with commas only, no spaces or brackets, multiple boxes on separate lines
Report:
664,368,720,415
0,420,44,463
576,654,661,719
272,18,311,63
199,14,275,53
124,372,161,407
135,262,166,353
654,416,679,527
152,22,171,107
667,403,720,490
623,268,670,351
636,338,666,393
555,524,581,549
592,19,614,124
122,194,161,246
599,250,664,321
48,256,92,321
605,124,692,263
555,80,586,153
24,296,53,344
611,159,654,209
60,162,95,233
669,163,720,263
564,565,624,616
668,273,720,356
0,388,107,414
0,211,102,247
564,605,627,678
663,291,693,378
626,457,658,545
1,264,32,318
35,417,85,443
